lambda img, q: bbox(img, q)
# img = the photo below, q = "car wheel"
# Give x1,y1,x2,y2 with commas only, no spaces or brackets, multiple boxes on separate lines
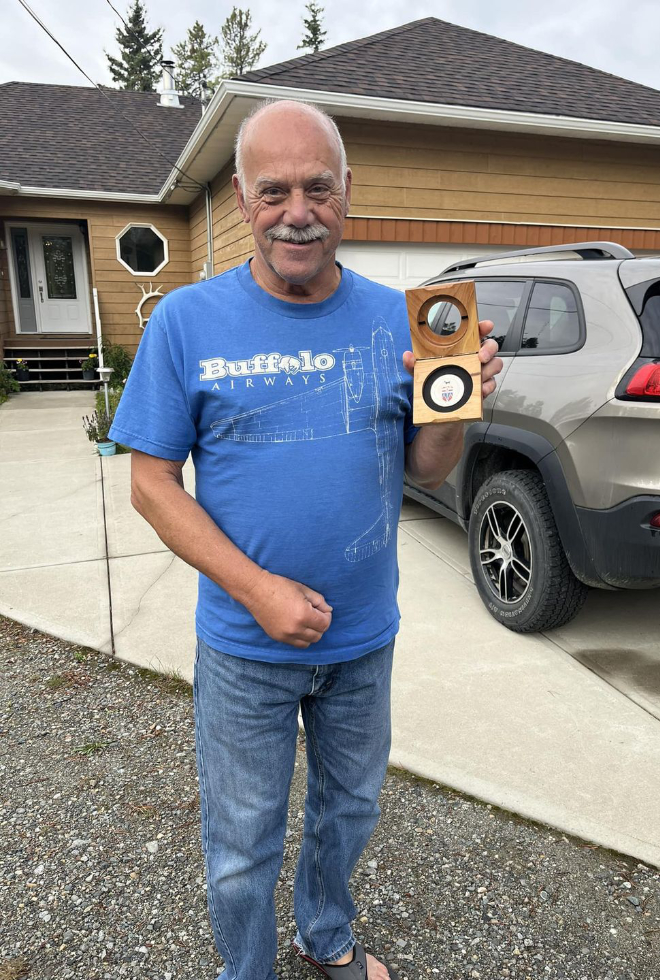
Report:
468,469,589,632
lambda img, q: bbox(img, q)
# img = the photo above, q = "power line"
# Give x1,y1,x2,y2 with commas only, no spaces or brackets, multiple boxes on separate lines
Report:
15,0,206,193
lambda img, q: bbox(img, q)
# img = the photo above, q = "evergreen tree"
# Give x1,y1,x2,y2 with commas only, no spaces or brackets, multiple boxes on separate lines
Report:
172,21,219,98
219,7,267,77
298,2,327,53
106,0,163,91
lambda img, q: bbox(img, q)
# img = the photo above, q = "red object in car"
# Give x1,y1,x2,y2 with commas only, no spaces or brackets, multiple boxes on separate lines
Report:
626,363,660,397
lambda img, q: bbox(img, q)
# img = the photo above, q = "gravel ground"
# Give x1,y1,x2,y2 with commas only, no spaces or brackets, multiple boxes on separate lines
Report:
1,616,659,980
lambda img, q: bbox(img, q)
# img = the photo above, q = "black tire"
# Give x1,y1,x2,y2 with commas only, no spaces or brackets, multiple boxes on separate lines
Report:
468,469,589,632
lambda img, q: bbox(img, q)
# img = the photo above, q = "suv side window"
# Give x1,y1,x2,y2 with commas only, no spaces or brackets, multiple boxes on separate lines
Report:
474,280,526,351
521,282,582,352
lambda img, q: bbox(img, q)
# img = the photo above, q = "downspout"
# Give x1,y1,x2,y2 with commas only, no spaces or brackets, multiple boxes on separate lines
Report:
205,184,214,279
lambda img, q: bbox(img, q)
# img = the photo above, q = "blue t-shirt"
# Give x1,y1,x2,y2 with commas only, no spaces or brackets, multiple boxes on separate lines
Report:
110,260,418,664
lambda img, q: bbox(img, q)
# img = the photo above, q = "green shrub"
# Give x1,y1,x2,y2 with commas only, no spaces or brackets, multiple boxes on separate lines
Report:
0,360,20,405
95,387,123,416
101,341,133,388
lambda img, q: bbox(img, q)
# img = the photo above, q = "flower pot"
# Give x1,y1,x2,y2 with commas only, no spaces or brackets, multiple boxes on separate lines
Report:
16,370,30,382
82,370,96,381
97,440,116,456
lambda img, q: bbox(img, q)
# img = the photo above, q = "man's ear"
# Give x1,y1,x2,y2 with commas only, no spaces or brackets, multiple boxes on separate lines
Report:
344,168,353,216
233,174,250,224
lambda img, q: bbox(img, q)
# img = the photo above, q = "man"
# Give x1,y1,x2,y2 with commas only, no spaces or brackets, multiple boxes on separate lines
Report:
110,99,502,980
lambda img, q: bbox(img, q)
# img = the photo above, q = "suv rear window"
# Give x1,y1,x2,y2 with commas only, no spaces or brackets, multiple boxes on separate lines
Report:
474,280,526,351
521,282,581,352
625,279,660,357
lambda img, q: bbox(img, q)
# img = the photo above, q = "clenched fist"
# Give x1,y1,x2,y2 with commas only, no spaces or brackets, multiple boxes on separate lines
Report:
245,571,333,648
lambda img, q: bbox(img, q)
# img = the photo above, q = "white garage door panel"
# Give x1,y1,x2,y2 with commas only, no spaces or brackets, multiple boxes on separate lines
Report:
338,247,402,278
337,241,511,289
405,251,454,281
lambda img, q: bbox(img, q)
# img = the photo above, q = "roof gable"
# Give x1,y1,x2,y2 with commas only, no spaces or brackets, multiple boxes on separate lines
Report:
239,17,660,128
0,82,202,195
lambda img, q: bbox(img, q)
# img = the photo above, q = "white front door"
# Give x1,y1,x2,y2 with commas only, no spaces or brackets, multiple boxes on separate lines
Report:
8,222,92,334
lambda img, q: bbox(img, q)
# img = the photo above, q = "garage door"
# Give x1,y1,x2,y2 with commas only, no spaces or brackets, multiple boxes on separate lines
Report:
336,241,512,289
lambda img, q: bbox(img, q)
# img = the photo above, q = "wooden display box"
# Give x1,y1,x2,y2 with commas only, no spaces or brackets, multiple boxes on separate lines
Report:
405,280,482,425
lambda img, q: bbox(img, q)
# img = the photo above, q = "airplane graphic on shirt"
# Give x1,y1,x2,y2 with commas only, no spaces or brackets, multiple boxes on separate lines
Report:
209,318,402,563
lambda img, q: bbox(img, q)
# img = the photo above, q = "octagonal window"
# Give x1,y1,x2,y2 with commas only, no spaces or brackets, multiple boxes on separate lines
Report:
116,224,168,276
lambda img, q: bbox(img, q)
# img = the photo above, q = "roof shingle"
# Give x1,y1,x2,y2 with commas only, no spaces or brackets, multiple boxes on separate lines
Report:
0,83,201,194
238,17,660,128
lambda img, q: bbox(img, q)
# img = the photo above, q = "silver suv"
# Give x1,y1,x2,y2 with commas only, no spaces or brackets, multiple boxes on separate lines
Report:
404,241,660,632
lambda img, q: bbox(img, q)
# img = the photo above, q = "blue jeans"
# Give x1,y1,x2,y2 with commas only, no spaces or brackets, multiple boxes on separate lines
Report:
193,636,395,980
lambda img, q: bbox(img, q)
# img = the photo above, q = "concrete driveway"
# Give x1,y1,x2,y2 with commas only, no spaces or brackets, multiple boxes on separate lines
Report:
1,391,660,868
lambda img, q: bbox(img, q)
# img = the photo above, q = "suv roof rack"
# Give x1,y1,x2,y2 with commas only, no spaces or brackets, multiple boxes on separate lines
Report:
438,241,635,276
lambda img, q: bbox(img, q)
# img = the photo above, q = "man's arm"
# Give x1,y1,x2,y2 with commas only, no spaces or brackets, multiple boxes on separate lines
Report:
130,451,332,649
402,321,503,492
404,421,465,492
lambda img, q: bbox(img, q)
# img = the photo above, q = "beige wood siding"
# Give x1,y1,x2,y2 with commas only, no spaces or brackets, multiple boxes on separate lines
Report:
1,199,191,354
338,118,660,228
190,162,254,280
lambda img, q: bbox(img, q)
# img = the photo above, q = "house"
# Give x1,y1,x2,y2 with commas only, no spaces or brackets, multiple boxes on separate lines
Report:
4,16,660,384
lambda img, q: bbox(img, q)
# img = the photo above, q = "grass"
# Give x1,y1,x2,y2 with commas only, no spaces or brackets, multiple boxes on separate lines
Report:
135,664,192,699
71,645,96,663
95,387,123,416
45,675,65,690
45,669,90,691
72,740,115,756
0,956,30,979
125,801,160,817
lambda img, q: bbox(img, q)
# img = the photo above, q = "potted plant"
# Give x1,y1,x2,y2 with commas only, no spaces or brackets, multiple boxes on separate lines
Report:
80,351,98,381
15,358,30,382
82,409,116,456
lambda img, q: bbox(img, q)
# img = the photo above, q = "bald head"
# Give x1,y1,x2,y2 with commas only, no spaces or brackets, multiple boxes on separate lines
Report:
231,98,352,294
234,99,348,194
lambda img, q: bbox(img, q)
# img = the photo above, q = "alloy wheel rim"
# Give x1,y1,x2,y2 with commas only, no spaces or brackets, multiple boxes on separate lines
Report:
478,501,532,604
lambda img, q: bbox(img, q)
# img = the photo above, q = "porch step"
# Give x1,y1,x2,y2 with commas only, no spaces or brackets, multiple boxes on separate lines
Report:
3,345,100,390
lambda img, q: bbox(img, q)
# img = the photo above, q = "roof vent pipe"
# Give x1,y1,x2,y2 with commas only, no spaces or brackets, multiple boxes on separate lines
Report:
159,61,182,108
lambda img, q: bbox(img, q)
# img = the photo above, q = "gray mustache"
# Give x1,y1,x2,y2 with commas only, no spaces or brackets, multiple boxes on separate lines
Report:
265,223,330,244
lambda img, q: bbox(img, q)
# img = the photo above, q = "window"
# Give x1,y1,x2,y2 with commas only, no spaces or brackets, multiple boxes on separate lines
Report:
10,228,32,299
116,224,168,275
521,282,581,352
43,235,76,298
475,280,526,351
626,279,660,357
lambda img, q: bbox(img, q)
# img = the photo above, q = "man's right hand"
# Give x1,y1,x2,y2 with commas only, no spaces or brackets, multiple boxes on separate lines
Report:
130,452,332,649
244,571,333,649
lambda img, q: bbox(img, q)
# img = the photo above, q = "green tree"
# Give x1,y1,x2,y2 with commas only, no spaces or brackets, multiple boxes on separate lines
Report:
172,20,219,98
106,1,163,92
219,7,267,77
298,2,327,53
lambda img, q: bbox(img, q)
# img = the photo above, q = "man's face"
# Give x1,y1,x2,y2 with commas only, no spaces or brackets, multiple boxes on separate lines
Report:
233,106,352,287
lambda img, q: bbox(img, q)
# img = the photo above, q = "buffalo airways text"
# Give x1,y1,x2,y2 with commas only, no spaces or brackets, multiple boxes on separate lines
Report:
199,350,335,389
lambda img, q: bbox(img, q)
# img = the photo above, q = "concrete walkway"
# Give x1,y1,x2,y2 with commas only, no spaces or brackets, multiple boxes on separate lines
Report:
2,391,660,868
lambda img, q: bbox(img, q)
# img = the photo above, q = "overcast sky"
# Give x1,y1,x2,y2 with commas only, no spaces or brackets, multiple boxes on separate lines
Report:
3,0,660,93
